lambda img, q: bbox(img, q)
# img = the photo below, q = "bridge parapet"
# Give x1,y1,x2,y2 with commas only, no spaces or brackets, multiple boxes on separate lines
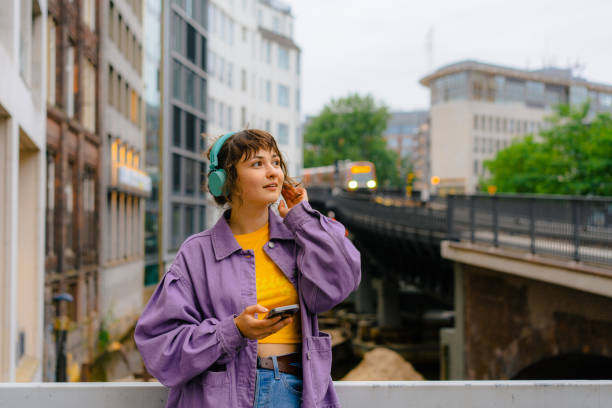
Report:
1,381,611,408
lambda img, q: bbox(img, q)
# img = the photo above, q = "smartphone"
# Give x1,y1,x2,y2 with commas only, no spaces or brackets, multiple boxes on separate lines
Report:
266,304,299,320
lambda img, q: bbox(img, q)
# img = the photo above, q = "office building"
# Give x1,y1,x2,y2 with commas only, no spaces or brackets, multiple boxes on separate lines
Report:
420,60,612,194
44,0,101,381
0,0,48,382
98,0,150,340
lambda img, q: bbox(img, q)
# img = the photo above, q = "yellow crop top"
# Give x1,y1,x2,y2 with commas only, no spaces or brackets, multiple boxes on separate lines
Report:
233,223,302,344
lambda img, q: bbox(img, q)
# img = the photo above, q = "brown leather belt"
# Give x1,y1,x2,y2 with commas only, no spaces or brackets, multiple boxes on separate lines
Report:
257,353,302,378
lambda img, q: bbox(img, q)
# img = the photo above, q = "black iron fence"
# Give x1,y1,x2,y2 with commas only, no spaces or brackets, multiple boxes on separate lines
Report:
329,192,612,267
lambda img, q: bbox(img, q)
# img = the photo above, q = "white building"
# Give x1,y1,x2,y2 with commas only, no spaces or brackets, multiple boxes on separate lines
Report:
98,0,149,337
419,60,612,194
205,0,302,224
158,0,302,271
0,0,48,381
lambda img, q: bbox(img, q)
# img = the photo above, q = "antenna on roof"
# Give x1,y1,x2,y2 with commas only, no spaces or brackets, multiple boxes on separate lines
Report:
573,58,586,78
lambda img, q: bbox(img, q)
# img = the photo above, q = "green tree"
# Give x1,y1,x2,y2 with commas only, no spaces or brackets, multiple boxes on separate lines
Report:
482,103,612,196
303,93,401,187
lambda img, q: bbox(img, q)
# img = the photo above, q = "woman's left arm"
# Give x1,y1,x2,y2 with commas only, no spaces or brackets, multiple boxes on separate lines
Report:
282,200,361,314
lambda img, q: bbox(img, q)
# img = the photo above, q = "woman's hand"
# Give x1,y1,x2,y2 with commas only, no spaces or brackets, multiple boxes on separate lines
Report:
279,182,308,218
234,304,293,340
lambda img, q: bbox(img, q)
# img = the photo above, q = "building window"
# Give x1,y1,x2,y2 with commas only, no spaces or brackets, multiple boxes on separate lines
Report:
83,59,97,131
185,68,195,106
65,46,75,117
277,84,289,107
208,98,215,124
185,159,195,196
185,205,195,237
265,41,271,64
172,60,182,100
473,114,478,130
265,119,271,132
172,153,182,193
45,153,56,269
241,68,247,92
173,106,182,147
200,78,207,112
296,89,300,112
172,12,183,53
218,102,225,128
171,204,182,249
186,23,196,63
130,89,138,124
199,205,206,231
241,106,247,127
277,123,289,145
265,80,271,103
200,35,206,71
278,46,289,70
83,0,96,30
207,50,215,76
227,106,233,129
186,112,196,151
47,17,56,105
227,62,233,87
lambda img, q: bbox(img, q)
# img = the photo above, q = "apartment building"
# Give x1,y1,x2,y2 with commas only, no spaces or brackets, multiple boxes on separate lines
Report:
419,60,612,194
205,0,302,225
98,0,149,339
43,0,101,381
0,0,48,382
384,111,428,160
412,118,431,199
143,0,162,298
158,0,209,270
153,0,302,272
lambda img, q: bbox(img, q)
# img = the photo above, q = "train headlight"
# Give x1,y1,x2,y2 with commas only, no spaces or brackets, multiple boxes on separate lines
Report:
348,180,358,189
367,180,377,189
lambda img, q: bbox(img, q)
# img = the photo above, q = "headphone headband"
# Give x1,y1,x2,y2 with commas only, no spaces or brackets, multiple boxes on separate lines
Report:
209,131,236,170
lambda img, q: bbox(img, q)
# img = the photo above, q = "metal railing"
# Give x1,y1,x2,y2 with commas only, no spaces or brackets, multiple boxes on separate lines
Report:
1,381,611,408
329,192,612,266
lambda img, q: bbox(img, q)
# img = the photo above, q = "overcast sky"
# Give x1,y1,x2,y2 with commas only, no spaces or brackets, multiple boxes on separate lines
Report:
283,0,612,118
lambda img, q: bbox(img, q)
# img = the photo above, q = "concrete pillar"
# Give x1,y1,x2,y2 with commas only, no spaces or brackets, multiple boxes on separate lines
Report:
355,266,375,314
377,276,401,328
440,262,465,380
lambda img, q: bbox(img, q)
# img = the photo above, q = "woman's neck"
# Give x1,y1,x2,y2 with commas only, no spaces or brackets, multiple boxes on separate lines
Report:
228,204,269,235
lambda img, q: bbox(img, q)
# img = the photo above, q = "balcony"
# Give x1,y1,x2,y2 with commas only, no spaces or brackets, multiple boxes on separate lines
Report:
1,380,611,407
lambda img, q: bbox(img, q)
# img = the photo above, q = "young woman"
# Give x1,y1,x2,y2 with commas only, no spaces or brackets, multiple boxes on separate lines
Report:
134,129,361,407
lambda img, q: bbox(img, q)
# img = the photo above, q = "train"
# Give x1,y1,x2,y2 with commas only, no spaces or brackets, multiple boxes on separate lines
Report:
300,160,378,192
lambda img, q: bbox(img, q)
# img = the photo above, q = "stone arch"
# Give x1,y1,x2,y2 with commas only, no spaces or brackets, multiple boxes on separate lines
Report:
511,353,612,380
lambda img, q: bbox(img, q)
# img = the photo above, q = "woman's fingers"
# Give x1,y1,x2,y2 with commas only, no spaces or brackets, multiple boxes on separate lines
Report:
257,317,293,339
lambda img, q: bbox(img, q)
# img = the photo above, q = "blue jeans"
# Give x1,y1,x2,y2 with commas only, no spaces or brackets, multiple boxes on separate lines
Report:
254,355,303,407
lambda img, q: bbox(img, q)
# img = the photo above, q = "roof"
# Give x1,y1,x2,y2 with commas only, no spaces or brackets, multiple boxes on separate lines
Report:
419,59,612,94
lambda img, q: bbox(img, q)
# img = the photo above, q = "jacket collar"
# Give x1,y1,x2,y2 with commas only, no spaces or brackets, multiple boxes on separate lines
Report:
211,206,294,261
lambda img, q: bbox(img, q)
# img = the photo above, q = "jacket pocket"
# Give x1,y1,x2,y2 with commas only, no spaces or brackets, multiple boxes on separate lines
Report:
305,331,333,402
201,369,230,385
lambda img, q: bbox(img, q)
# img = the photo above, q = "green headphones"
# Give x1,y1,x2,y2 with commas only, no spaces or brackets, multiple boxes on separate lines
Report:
208,131,236,197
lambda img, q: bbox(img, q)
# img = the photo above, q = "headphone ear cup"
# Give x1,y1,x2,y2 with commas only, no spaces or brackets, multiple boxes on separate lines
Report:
208,169,227,197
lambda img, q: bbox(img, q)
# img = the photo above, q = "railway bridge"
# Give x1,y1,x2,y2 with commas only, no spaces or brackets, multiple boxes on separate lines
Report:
309,189,612,380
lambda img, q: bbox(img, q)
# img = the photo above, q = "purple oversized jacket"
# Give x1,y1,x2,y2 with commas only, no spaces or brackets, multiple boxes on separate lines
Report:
134,201,361,407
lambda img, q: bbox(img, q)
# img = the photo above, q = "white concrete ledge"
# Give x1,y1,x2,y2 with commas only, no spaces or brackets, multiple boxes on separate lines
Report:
1,381,611,407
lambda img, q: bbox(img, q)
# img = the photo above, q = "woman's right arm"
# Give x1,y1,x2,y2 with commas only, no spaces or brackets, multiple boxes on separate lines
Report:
134,265,247,388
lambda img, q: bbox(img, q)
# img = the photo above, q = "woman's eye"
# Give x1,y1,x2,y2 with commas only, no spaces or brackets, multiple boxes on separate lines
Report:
273,160,281,166
252,161,262,167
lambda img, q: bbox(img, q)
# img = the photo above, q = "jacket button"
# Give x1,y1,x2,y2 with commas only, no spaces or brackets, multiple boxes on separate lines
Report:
268,242,275,248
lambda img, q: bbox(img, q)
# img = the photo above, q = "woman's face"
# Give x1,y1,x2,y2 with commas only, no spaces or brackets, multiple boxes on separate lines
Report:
233,148,285,208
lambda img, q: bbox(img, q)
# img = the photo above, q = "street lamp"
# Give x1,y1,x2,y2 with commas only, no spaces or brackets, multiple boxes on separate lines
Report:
53,293,74,382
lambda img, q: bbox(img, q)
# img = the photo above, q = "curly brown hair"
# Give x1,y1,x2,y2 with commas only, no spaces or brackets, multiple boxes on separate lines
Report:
204,129,299,207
